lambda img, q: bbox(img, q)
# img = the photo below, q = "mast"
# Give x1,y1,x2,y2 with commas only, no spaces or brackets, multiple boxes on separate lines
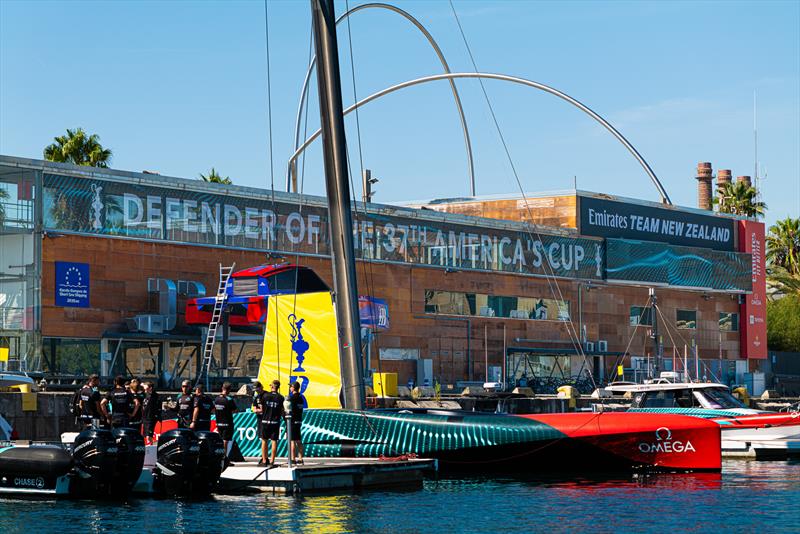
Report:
310,0,365,410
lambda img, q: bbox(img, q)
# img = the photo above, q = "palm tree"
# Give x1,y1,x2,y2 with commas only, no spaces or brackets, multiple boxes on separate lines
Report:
199,168,232,185
766,217,800,276
714,181,766,218
0,187,8,226
43,128,112,168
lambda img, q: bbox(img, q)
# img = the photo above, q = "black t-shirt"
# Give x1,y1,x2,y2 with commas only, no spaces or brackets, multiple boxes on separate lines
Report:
193,394,214,422
176,393,194,421
288,392,304,421
129,391,144,422
260,391,284,424
80,386,101,419
214,394,237,427
106,387,132,417
142,392,161,422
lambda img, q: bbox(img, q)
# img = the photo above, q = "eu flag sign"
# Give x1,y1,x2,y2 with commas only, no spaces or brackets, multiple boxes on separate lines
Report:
55,262,90,308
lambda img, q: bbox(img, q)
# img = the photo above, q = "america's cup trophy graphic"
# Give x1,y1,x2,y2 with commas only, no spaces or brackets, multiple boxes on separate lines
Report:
289,314,309,372
90,184,104,231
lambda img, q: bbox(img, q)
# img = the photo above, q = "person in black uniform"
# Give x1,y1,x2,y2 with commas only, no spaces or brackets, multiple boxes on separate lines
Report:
251,381,264,450
259,380,284,467
214,382,237,455
141,381,161,444
288,381,305,464
101,375,133,428
128,377,144,434
190,384,214,432
175,380,194,428
78,374,102,429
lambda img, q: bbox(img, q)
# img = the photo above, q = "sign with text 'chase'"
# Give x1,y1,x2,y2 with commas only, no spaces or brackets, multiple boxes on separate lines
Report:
579,195,735,251
55,261,90,308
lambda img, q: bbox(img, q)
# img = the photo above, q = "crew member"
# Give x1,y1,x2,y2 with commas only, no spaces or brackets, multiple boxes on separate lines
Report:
176,380,194,428
190,384,214,432
252,381,264,457
101,375,133,428
288,381,305,464
141,382,161,445
78,374,102,429
128,377,144,433
214,382,238,455
259,380,284,467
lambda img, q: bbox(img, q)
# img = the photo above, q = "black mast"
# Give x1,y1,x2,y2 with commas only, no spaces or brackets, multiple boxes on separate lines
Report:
310,0,365,410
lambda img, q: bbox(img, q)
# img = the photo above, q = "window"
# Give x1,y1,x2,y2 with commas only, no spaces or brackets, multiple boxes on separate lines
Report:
719,312,738,332
424,290,569,321
676,309,697,329
629,306,653,326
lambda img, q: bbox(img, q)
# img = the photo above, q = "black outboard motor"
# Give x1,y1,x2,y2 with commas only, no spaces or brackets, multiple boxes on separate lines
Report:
155,428,200,497
71,428,118,496
111,428,145,496
194,431,225,496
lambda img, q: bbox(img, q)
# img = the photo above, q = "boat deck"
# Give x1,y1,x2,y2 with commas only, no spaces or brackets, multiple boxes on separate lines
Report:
218,456,437,495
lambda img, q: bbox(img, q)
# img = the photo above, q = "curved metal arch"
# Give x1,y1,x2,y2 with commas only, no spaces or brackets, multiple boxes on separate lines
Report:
288,2,475,196
288,72,672,204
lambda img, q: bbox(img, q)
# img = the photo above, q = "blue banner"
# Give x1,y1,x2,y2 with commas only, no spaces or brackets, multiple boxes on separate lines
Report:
359,296,390,330
55,261,90,307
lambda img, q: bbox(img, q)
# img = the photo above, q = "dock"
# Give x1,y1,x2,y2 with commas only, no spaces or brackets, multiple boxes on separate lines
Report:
218,457,437,495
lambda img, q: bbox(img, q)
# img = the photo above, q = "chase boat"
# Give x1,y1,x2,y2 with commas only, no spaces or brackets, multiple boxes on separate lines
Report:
604,380,800,459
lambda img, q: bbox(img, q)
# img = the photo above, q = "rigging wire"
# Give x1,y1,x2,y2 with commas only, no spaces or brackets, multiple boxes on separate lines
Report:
448,0,594,388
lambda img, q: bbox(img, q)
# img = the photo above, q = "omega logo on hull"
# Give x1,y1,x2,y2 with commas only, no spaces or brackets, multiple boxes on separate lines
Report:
638,427,696,454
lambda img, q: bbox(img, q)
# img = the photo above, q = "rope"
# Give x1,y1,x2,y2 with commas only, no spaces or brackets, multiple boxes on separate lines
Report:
448,0,593,389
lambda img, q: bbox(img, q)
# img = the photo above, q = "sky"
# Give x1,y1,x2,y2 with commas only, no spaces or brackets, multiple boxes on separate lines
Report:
1,0,798,228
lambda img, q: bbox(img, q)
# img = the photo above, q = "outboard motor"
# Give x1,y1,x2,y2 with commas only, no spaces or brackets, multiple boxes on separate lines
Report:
111,428,146,496
71,428,118,496
194,431,225,496
155,428,200,497
0,446,73,494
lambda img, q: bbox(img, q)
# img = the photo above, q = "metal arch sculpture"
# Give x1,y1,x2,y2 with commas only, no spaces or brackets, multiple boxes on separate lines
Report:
288,72,673,205
289,2,476,196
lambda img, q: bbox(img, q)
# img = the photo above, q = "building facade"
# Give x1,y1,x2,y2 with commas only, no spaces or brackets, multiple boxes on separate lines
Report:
0,155,765,389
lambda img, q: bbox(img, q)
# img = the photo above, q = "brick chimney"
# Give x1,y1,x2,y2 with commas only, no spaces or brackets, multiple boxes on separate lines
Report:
717,169,731,203
696,162,713,210
737,175,752,188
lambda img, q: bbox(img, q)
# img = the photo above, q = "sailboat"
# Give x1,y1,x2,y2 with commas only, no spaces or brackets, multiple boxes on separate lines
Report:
212,0,723,474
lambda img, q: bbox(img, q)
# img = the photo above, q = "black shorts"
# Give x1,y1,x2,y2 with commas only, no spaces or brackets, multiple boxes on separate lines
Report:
260,421,280,441
112,415,129,428
290,421,302,441
193,420,211,432
216,423,234,441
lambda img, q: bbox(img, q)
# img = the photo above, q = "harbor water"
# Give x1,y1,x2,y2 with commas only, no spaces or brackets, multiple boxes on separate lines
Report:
2,460,798,533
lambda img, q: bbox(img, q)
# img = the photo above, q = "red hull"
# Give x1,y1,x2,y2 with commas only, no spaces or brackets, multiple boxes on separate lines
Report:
519,412,721,471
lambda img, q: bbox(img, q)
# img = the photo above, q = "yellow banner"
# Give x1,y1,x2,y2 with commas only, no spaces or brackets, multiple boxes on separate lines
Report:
258,292,342,409
0,348,8,362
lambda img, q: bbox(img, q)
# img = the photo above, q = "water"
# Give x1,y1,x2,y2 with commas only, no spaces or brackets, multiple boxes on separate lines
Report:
2,460,798,533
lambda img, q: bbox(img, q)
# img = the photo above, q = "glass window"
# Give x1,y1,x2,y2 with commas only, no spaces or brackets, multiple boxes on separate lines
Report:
629,306,653,326
676,309,697,329
424,290,569,321
719,312,738,332
697,387,746,409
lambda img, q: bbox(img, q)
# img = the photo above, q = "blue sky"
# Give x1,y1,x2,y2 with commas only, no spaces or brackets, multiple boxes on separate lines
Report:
1,0,798,228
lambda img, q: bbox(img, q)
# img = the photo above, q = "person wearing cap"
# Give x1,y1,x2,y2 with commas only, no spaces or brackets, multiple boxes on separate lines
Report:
190,383,214,432
175,380,194,428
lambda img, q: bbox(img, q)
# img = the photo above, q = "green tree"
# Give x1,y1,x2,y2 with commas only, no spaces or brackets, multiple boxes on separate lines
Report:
0,187,8,226
714,180,766,218
767,294,800,351
199,168,232,185
43,128,112,168
766,217,800,275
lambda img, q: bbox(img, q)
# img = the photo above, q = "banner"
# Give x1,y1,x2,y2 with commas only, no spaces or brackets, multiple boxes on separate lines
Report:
55,261,90,307
580,195,735,251
738,221,767,359
258,292,342,408
358,296,389,330
42,172,604,280
606,239,751,292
